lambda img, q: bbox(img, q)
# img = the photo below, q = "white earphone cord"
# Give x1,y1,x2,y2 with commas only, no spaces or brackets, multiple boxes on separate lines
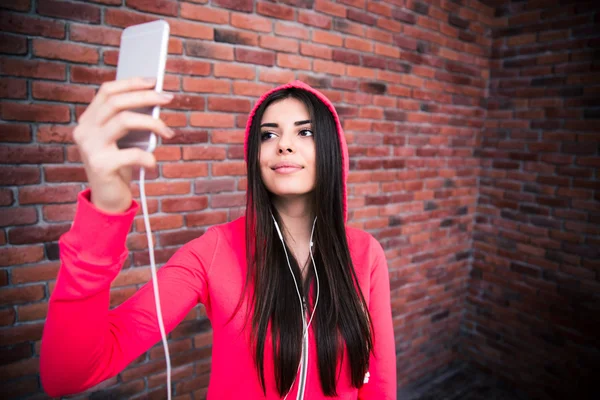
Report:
140,167,172,400
274,215,319,400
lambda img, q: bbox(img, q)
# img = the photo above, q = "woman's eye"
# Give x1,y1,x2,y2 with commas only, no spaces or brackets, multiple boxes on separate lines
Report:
261,131,275,141
299,129,313,137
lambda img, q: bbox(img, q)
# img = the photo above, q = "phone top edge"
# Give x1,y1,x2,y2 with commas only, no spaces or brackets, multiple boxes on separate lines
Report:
122,19,169,37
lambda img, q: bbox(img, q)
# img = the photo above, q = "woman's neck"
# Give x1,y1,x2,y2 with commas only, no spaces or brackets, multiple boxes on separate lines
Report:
272,195,314,246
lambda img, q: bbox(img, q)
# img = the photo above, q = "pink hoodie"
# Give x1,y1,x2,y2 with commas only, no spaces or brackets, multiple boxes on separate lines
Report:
40,81,397,399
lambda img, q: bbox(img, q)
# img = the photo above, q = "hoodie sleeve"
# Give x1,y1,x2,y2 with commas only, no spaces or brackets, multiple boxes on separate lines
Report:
359,236,397,400
40,189,218,397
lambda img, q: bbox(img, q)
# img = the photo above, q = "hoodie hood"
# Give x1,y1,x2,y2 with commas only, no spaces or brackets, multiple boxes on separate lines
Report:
243,80,349,223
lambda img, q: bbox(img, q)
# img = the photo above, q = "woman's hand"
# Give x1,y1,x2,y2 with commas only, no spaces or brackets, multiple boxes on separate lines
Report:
73,77,174,214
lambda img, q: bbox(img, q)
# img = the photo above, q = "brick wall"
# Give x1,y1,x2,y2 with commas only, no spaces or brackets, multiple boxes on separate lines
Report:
3,0,595,399
465,1,600,399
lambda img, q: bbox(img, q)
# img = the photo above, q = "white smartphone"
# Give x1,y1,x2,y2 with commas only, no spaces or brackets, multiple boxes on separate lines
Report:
115,20,170,153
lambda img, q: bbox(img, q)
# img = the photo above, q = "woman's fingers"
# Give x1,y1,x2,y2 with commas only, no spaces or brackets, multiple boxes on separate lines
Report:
103,110,174,145
94,89,173,127
79,77,157,125
112,147,157,170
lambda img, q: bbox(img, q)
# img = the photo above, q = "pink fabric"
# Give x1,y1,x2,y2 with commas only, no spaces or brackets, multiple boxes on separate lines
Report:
40,81,396,399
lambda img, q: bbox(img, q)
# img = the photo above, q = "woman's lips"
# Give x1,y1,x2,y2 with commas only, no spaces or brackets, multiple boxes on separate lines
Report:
273,166,303,174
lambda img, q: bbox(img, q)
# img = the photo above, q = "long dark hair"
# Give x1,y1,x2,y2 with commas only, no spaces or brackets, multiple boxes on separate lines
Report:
235,88,373,396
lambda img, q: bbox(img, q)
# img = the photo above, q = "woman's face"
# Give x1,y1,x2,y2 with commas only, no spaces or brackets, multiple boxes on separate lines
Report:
259,97,316,199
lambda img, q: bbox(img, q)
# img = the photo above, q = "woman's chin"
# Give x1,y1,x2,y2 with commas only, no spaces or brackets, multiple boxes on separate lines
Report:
267,185,314,198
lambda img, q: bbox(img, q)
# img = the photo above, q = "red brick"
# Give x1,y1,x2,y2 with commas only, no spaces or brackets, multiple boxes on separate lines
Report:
231,13,272,33
8,224,70,245
0,188,14,206
0,308,15,326
362,55,387,69
211,130,245,144
368,2,393,17
210,193,245,208
0,207,37,227
181,3,229,24
32,81,95,103
0,166,40,185
181,147,227,162
213,0,253,12
41,203,76,222
345,37,373,52
208,97,251,113
134,214,183,233
168,38,184,55
348,9,376,25
38,0,101,22
367,27,393,44
0,322,45,346
168,19,214,40
235,48,275,66
43,165,86,182
166,58,211,76
298,10,332,29
214,63,256,80
1,0,31,11
260,36,299,53
333,19,365,37
0,77,27,99
0,12,65,39
18,302,48,322
315,0,346,18
0,103,70,123
347,65,375,78
33,38,98,64
104,8,156,28
186,41,233,61
130,181,190,197
313,60,346,75
126,0,177,16
166,94,206,111
0,33,27,55
69,23,120,47
375,43,400,58
19,184,81,205
339,0,365,8
312,30,343,47
214,29,258,46
212,161,246,176
299,43,332,60
183,77,231,94
190,112,235,128
277,54,311,70
257,2,295,20
70,65,115,84
274,22,310,40
259,68,295,84
194,179,236,194
233,81,273,96
0,145,64,164
0,285,45,305
161,196,208,213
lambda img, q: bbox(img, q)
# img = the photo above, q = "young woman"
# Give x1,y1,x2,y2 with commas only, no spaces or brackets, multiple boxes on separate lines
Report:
40,79,396,399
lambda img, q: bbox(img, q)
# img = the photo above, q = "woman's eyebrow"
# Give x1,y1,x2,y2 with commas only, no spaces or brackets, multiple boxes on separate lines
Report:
260,120,312,128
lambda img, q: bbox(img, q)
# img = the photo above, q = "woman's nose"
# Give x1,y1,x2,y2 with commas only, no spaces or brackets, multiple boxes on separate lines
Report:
278,135,294,154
